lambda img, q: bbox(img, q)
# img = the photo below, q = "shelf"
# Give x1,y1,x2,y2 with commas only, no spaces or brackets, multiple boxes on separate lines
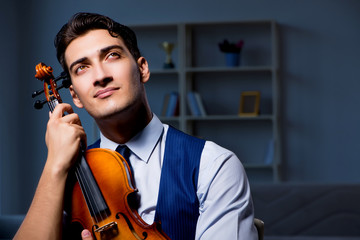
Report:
159,115,274,122
150,69,179,75
186,66,273,73
135,20,281,182
185,115,274,121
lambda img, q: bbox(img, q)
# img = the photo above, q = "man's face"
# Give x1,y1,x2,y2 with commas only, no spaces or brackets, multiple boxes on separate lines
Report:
65,29,149,120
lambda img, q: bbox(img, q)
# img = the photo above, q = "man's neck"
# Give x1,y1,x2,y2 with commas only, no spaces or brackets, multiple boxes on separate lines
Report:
95,105,152,144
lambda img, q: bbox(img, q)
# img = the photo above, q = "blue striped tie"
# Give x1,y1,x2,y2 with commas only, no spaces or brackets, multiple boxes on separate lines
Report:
115,145,134,176
116,145,139,208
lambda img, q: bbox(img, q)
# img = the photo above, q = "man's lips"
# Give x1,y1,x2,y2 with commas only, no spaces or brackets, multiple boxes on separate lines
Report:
94,87,119,99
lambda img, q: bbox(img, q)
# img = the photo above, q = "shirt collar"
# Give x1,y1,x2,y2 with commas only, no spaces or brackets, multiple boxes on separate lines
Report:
100,114,164,163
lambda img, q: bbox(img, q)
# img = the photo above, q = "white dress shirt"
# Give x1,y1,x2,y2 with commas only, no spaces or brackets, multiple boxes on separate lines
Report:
100,114,258,240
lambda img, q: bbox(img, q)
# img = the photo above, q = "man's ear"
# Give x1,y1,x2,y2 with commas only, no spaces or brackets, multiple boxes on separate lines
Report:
137,57,150,83
69,85,84,108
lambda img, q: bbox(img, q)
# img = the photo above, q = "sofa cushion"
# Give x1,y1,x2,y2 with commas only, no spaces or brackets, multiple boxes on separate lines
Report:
251,184,360,237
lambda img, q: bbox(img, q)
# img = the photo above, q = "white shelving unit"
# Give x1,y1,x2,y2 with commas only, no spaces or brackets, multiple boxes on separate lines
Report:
132,20,281,182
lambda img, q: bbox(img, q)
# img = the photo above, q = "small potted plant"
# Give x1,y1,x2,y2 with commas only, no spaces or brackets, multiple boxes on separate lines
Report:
218,39,244,66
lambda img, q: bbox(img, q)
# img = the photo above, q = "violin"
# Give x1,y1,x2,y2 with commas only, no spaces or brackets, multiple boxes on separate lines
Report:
33,63,170,240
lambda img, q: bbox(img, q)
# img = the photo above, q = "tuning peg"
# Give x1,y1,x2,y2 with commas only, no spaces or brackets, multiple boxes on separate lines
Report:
54,71,69,82
34,99,47,109
56,79,71,91
32,89,44,98
62,78,71,88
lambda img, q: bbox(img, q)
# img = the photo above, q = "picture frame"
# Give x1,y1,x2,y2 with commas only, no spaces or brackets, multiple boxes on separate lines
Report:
239,91,261,117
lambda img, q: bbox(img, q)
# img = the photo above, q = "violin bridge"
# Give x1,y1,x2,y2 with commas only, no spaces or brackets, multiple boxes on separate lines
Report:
94,221,119,239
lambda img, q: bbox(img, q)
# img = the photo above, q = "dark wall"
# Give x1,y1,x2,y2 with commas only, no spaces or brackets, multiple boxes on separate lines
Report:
1,0,359,214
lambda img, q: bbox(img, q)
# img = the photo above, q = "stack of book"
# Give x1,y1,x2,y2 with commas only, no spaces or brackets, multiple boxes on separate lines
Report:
187,91,207,116
161,91,179,117
161,91,207,117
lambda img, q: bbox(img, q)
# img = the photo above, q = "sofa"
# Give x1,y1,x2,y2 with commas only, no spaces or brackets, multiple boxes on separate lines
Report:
251,183,360,240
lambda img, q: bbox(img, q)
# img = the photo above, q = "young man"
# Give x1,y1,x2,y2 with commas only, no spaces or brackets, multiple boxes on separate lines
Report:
15,12,258,240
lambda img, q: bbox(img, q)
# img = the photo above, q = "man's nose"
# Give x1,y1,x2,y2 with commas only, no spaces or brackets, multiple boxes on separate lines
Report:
93,64,112,86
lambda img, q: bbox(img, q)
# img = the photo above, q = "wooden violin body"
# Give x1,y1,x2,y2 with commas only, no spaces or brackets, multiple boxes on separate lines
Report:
33,63,170,240
70,149,169,240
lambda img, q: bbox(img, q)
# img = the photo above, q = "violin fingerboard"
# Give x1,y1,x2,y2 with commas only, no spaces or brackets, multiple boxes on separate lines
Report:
47,99,59,112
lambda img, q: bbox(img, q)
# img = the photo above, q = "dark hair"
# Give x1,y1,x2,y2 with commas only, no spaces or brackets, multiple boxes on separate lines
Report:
54,12,141,73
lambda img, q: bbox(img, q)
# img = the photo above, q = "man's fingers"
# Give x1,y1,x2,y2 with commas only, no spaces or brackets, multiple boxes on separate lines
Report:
49,103,82,126
81,229,93,240
50,103,74,119
61,112,82,126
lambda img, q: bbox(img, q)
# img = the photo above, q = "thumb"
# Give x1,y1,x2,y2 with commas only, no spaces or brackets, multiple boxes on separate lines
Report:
81,229,93,240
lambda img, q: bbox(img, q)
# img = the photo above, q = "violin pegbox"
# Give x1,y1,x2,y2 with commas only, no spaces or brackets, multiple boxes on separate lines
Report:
32,62,70,111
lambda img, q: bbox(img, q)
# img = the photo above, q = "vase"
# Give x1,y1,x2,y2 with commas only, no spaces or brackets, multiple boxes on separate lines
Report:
225,52,240,67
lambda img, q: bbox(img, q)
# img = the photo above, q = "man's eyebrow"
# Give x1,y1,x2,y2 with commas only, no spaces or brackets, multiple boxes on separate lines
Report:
68,45,126,72
100,45,125,54
69,57,87,73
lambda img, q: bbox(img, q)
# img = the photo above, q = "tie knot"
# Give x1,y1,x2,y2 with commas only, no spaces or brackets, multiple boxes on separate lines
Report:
115,145,134,181
116,145,130,161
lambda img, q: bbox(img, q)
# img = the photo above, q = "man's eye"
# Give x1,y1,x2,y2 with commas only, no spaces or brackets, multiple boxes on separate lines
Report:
75,65,87,74
108,52,120,59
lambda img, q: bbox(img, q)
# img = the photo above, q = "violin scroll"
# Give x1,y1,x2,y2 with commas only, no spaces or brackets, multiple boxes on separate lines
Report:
32,63,70,110
35,62,54,81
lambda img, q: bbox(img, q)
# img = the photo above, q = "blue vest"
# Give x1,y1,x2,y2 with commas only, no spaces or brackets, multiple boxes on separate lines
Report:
87,126,205,239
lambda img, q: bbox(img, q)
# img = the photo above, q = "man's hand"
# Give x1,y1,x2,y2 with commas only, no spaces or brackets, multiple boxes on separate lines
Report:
45,103,87,176
81,229,94,240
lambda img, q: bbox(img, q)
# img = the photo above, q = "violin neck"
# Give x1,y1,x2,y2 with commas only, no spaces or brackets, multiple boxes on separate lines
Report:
47,98,60,112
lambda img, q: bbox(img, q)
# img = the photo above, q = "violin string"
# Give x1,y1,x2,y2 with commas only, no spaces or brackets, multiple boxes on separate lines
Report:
76,153,110,225
74,165,99,226
76,154,102,224
49,99,104,227
83,156,112,222
81,159,110,222
48,101,54,112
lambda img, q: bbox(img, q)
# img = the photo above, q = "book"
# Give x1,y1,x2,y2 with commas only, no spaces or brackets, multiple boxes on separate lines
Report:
165,92,179,117
161,94,170,116
187,92,201,116
264,139,274,165
193,92,207,116
187,91,207,116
